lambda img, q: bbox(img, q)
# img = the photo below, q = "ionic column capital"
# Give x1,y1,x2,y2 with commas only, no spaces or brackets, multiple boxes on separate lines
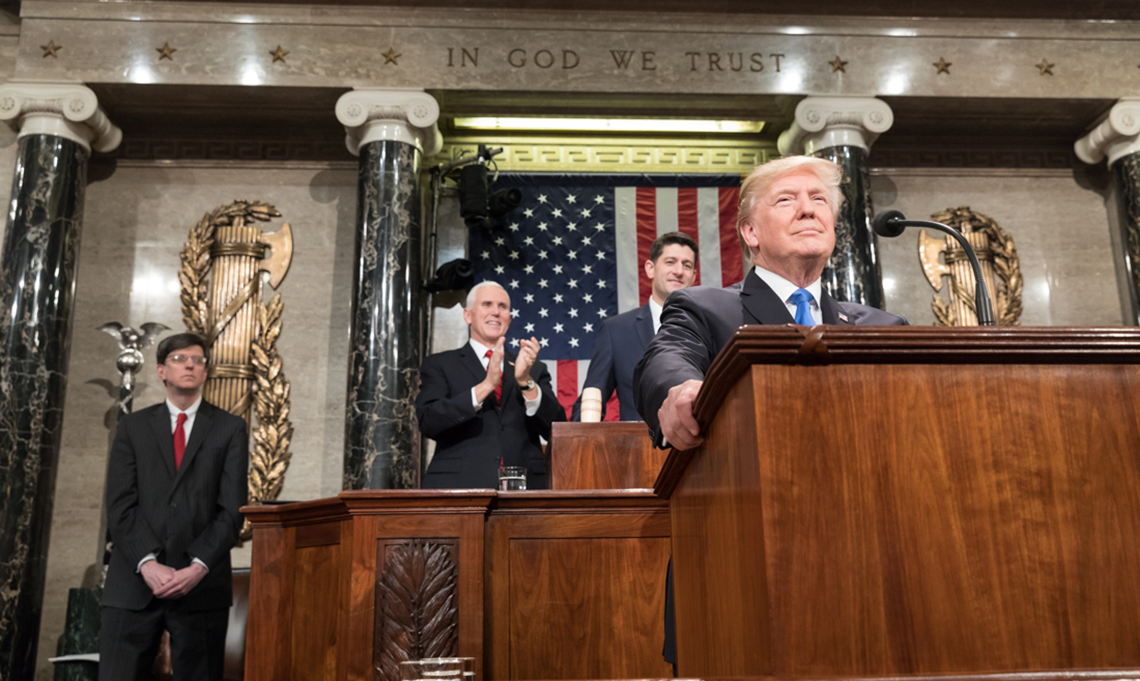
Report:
0,81,121,154
335,88,442,157
1075,98,1140,166
778,96,894,156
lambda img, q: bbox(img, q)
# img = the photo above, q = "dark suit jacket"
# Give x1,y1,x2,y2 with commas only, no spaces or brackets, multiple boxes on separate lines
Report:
417,343,566,489
102,399,248,612
634,270,909,444
571,303,654,422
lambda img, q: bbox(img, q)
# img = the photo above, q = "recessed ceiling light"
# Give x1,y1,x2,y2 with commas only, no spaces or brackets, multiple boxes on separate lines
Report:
452,116,764,134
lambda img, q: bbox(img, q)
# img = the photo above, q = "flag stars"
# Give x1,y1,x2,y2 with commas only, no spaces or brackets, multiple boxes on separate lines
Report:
539,308,550,318
566,194,578,204
480,250,491,260
594,223,606,232
524,236,535,246
538,250,549,260
554,293,564,304
509,279,519,288
567,251,578,260
525,322,536,333
567,279,579,289
538,279,550,288
554,323,565,333
597,307,609,318
568,308,579,318
495,236,505,246
582,236,593,246
511,338,520,348
508,222,520,232
583,265,594,275
552,208,563,218
537,222,549,232
524,293,535,303
594,195,605,204
583,293,594,304
569,337,580,348
524,208,535,217
509,250,520,260
596,279,608,288
595,251,606,260
567,222,578,232
524,265,535,274
537,194,548,204
553,236,563,246
581,208,593,218
553,264,564,275
494,265,505,274
584,322,595,333
540,337,549,347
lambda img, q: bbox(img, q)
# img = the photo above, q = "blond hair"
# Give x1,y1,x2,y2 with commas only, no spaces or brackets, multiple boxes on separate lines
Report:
735,156,845,262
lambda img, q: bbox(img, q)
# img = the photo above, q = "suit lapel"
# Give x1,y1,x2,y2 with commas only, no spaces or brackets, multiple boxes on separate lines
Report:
500,350,519,407
740,270,796,325
150,404,177,481
634,304,654,350
820,292,851,325
457,344,486,385
174,400,214,487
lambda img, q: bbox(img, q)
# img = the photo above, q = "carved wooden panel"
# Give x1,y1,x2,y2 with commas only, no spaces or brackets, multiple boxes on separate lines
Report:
373,539,460,681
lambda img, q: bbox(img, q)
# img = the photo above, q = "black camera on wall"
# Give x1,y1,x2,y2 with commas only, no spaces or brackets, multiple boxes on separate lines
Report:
456,146,521,231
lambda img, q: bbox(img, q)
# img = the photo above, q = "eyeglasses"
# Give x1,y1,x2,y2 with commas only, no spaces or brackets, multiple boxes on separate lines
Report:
167,354,208,366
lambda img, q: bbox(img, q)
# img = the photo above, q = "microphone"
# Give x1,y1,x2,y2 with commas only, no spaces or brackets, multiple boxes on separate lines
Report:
871,210,995,326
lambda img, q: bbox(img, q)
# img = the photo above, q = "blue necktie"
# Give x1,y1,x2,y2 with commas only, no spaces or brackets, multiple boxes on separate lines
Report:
789,288,815,326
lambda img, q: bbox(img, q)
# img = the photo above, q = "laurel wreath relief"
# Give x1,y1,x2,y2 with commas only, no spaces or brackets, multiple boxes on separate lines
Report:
178,201,294,540
928,207,1023,327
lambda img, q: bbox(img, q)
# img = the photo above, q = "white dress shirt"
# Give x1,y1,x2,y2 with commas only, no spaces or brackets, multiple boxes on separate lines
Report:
468,338,541,415
754,265,822,326
648,297,664,335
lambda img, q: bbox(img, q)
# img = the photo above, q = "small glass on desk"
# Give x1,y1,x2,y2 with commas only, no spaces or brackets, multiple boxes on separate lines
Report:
397,657,474,681
497,465,526,491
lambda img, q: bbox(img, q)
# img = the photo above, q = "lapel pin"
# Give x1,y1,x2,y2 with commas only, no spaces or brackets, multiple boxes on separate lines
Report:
838,312,849,322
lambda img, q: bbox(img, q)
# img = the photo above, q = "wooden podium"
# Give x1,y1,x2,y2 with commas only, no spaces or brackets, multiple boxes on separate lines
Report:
656,325,1140,679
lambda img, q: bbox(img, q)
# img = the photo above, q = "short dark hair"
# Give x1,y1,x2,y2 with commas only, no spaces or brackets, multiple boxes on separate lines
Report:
156,332,209,365
649,231,699,264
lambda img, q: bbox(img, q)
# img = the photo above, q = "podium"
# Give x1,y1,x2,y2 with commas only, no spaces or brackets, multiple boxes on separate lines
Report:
656,325,1140,679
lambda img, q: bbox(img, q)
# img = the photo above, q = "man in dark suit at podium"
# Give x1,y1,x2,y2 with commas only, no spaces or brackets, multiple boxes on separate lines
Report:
634,155,907,668
100,332,248,681
636,155,907,451
572,231,698,422
417,281,565,489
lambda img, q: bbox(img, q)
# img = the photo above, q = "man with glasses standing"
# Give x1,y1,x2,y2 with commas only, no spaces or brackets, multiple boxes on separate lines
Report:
100,332,248,681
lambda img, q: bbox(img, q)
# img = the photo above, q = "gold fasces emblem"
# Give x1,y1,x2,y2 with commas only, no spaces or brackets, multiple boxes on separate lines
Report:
917,207,1023,327
179,201,294,538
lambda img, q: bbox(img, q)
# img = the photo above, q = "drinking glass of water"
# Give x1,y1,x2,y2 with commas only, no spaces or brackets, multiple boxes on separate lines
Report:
498,466,526,491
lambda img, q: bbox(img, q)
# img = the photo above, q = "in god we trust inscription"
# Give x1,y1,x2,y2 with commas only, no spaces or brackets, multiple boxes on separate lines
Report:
445,46,788,73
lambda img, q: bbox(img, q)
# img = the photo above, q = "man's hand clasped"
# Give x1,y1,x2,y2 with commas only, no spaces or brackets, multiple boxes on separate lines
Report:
141,559,208,599
658,379,705,450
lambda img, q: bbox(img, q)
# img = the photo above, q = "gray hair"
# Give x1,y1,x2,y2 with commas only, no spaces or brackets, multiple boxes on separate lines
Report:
465,280,510,309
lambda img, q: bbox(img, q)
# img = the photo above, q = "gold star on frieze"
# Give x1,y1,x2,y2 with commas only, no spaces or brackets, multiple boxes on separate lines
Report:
828,56,848,73
156,42,177,61
40,40,61,59
381,47,401,65
933,57,952,75
270,45,290,63
1036,58,1055,76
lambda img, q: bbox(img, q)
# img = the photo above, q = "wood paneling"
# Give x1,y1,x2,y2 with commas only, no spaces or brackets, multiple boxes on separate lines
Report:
292,545,342,681
549,423,664,490
669,326,1140,678
486,492,672,680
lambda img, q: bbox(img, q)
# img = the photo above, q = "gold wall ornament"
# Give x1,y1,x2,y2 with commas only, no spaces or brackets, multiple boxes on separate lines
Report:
178,201,295,538
918,206,1023,327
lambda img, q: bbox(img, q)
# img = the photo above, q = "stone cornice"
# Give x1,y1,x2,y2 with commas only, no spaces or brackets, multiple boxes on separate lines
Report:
1074,98,1140,167
778,96,893,155
0,82,121,153
335,89,442,157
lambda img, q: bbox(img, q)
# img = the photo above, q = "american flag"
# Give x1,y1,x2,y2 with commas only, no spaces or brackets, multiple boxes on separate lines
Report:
470,173,744,419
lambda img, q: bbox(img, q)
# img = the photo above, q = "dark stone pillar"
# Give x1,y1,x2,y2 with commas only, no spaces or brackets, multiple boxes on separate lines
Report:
0,83,120,681
778,96,894,308
1075,100,1140,325
336,90,441,490
1111,152,1140,325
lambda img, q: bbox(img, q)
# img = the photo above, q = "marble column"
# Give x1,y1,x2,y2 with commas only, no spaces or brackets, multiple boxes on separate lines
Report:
778,96,894,308
0,83,121,681
1075,98,1140,326
336,89,442,490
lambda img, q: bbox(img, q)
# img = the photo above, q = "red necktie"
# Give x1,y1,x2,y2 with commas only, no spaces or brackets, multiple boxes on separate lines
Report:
174,413,187,470
484,350,502,404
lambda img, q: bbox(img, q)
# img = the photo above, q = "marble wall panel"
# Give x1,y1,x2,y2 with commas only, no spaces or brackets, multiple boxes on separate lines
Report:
12,3,1140,99
34,161,358,679
0,22,21,249
870,168,1120,326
